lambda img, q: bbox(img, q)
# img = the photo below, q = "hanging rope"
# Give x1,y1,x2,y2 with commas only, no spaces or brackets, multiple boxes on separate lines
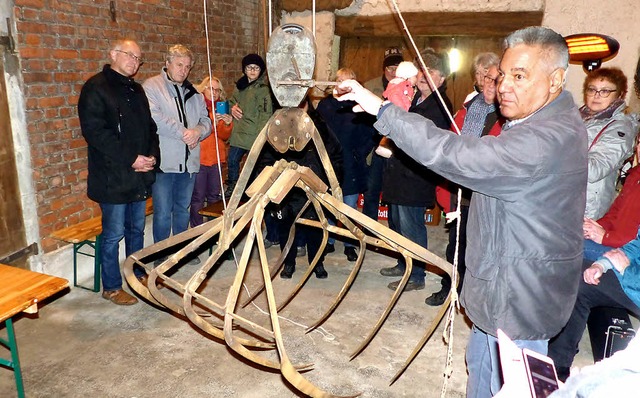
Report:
386,1,464,397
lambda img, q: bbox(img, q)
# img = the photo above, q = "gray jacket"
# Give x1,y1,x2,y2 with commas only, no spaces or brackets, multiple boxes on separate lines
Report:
375,91,588,340
143,69,211,173
584,103,638,219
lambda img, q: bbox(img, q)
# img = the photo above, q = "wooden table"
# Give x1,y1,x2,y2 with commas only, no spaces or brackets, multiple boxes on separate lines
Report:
0,264,68,398
198,200,226,219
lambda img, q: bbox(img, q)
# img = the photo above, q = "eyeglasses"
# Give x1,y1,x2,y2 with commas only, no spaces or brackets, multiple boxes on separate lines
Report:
585,87,617,98
211,88,222,93
114,50,144,65
483,75,499,86
245,65,261,72
385,65,398,73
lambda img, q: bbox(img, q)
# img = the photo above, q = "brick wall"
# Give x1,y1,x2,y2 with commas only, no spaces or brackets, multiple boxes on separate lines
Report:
14,0,265,252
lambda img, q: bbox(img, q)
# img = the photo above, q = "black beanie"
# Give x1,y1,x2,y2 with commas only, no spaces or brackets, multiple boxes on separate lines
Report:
242,54,266,74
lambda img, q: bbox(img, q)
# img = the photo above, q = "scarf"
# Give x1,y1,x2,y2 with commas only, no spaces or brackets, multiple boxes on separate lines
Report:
580,98,624,122
461,94,496,137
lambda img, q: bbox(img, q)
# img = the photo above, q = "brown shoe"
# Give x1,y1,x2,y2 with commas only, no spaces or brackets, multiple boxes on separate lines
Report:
102,289,138,305
137,274,164,290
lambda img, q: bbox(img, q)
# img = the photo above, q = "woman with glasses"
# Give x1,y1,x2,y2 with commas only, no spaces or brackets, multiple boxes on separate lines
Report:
581,67,638,220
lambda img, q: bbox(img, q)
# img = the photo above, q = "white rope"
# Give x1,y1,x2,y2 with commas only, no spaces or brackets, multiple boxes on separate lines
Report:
386,1,463,397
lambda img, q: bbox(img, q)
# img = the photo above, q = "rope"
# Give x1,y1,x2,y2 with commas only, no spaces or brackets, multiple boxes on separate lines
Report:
386,1,464,397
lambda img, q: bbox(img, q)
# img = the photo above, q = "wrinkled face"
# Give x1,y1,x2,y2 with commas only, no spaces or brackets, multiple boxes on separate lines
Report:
497,44,557,120
584,77,620,113
204,80,222,102
166,55,193,84
416,68,444,97
482,66,499,104
474,66,488,90
244,64,261,82
110,41,143,77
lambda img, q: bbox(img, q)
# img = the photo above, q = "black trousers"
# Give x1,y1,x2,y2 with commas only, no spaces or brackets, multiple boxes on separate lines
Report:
548,265,640,368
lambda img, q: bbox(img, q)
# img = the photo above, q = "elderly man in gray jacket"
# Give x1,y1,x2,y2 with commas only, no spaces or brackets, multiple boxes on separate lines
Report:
337,27,587,398
143,45,211,261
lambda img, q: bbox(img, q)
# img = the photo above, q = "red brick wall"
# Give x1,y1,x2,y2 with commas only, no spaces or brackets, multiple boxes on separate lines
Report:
14,0,265,252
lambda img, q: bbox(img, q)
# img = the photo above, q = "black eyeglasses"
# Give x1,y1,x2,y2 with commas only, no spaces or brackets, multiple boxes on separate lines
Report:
114,50,144,65
245,65,261,72
585,87,617,98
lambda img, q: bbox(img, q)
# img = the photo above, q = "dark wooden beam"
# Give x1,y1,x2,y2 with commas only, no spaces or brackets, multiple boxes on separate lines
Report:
335,11,544,38
281,0,352,13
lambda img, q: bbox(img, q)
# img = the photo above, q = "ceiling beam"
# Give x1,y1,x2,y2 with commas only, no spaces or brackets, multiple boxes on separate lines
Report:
281,0,352,13
334,11,544,38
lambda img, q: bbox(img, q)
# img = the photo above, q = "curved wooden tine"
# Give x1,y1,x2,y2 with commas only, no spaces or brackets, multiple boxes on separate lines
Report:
239,199,312,308
221,199,312,371
306,237,366,332
276,193,330,312
389,292,453,385
350,254,414,360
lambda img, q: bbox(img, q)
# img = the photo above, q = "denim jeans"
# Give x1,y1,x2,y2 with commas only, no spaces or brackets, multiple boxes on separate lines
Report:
548,270,640,369
152,172,196,243
343,193,359,248
387,203,427,283
227,146,248,183
190,164,223,227
466,325,548,398
362,153,385,220
583,238,614,262
99,201,147,291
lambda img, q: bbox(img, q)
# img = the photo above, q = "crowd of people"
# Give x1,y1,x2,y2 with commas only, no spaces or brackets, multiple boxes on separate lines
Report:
79,27,640,397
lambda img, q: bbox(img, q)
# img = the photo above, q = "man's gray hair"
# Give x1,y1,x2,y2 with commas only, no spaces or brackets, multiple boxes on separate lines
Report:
166,44,194,63
417,48,450,77
504,26,569,72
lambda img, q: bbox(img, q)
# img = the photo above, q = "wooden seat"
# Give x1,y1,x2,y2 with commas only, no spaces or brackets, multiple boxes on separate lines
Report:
198,200,226,219
50,199,153,292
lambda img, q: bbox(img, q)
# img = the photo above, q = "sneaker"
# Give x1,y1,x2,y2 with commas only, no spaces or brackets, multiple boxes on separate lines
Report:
264,238,279,249
296,246,306,257
387,280,425,291
425,289,448,306
324,243,335,254
102,289,138,305
224,181,236,198
380,266,404,277
344,246,357,262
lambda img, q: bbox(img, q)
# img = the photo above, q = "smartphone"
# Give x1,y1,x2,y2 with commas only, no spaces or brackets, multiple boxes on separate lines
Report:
215,100,229,115
522,348,560,398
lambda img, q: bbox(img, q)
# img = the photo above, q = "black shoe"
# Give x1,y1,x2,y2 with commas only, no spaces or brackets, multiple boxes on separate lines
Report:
296,246,306,257
224,181,236,198
387,279,425,291
324,243,335,254
344,246,357,262
264,238,279,249
314,264,328,279
380,266,404,277
280,265,295,279
425,289,448,306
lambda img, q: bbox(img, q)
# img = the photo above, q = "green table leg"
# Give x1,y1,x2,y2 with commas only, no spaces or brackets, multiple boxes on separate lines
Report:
0,318,25,398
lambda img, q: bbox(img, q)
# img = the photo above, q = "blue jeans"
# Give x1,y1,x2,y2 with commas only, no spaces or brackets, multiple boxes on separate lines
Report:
343,193,359,248
99,201,147,291
583,238,614,262
152,172,196,243
227,146,248,183
363,153,385,220
387,203,427,283
466,325,548,398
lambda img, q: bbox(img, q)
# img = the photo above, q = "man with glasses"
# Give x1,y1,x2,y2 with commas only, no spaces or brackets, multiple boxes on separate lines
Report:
78,39,159,305
143,45,211,264
337,27,588,397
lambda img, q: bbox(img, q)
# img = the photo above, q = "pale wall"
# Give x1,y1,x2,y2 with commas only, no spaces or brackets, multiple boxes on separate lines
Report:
283,0,640,111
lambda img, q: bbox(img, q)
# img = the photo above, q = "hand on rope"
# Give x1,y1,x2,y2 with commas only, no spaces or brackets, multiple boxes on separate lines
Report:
334,79,384,116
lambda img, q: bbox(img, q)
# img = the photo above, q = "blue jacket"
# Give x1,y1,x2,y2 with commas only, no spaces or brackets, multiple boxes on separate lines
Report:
595,227,640,308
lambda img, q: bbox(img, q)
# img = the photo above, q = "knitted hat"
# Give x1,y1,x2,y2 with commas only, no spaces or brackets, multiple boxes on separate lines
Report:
241,53,266,73
383,47,404,68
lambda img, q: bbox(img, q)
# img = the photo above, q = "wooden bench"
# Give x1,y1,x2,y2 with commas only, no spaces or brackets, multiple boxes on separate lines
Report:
50,198,153,292
198,200,226,219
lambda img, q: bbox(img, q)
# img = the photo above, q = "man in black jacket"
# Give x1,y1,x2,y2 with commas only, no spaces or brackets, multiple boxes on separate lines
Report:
78,39,159,305
379,49,451,291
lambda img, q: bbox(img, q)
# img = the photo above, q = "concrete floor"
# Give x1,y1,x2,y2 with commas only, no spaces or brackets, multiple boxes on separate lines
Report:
1,219,596,398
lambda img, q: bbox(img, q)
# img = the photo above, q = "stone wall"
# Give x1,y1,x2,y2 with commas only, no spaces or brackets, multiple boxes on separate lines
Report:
12,0,263,253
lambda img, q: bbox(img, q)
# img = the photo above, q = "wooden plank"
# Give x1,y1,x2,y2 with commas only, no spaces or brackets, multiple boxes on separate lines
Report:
199,200,226,218
281,0,351,12
0,264,68,322
335,11,544,38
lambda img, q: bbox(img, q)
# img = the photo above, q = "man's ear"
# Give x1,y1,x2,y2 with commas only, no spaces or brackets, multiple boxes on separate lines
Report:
549,68,566,94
